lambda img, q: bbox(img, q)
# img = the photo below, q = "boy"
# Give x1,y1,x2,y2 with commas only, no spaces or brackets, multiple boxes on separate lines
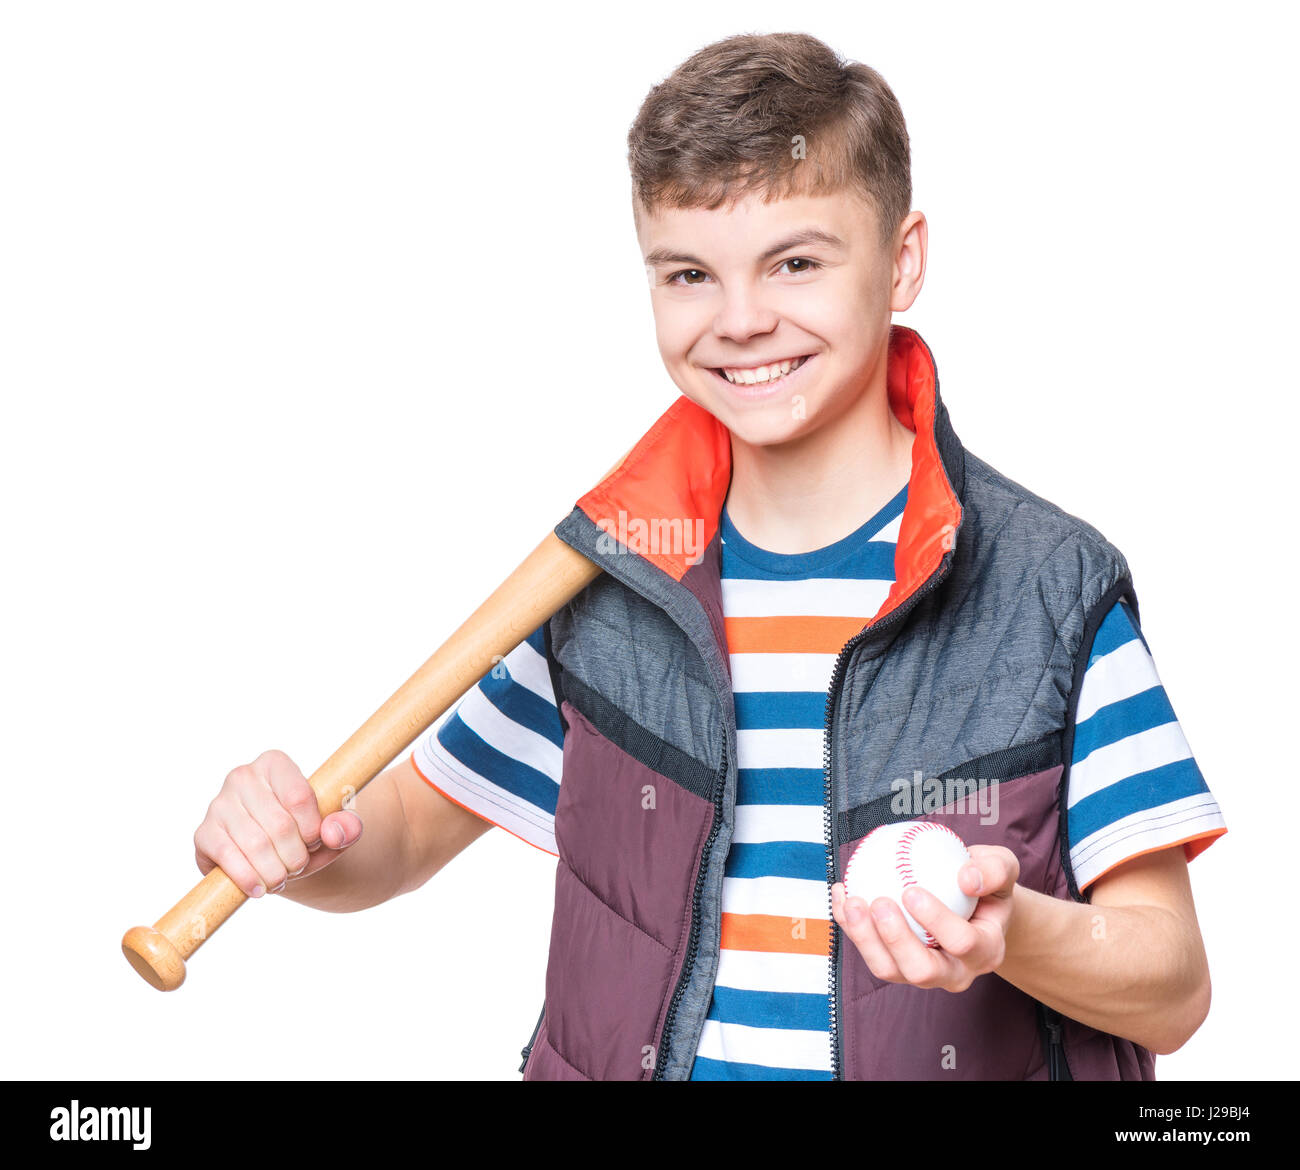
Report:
193,31,1225,1080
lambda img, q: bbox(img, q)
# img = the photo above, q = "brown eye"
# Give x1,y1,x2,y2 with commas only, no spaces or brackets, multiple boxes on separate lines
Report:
671,268,708,285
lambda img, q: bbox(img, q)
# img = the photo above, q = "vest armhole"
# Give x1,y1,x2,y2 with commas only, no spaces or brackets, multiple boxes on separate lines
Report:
1057,572,1140,903
542,617,570,738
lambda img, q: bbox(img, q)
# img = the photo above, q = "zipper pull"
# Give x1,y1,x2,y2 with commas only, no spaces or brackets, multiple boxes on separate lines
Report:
519,1002,546,1074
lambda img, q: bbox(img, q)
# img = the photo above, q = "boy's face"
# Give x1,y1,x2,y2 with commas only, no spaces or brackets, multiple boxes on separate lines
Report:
637,189,922,448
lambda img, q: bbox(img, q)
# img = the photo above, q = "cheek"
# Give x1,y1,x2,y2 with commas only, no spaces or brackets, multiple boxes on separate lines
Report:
652,293,716,361
779,293,860,355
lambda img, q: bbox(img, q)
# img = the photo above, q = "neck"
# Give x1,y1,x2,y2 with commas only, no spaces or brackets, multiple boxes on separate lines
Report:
723,360,915,556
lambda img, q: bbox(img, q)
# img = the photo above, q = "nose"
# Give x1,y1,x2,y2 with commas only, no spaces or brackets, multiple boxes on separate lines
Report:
712,286,779,345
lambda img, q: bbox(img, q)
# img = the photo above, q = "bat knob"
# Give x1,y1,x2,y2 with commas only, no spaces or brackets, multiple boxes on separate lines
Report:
122,925,187,991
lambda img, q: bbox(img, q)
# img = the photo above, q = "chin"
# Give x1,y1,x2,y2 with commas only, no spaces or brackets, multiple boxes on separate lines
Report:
711,402,815,448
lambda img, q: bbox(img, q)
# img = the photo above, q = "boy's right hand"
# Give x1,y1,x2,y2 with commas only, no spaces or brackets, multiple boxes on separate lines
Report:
193,748,363,898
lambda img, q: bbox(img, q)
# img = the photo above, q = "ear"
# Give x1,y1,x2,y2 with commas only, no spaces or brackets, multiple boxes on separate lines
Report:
890,210,927,313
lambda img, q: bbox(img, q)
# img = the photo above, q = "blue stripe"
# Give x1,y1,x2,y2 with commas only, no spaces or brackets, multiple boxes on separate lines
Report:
1072,685,1176,762
1121,599,1151,655
1069,756,1209,846
477,666,565,749
734,690,827,729
690,1056,833,1081
524,625,547,656
719,484,905,579
1089,598,1139,663
707,985,830,1031
721,538,898,582
736,767,826,805
725,840,826,880
435,715,559,815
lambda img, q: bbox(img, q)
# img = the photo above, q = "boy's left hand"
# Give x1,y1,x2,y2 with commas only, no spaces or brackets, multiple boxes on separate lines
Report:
830,844,1019,992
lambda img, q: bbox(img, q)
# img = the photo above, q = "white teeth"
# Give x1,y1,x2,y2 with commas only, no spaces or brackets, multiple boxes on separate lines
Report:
722,355,808,385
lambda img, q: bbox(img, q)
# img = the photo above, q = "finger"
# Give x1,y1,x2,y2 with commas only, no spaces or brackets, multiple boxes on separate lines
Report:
238,784,311,885
965,845,1019,898
219,802,290,895
868,895,954,987
831,883,903,982
272,811,363,888
263,755,323,851
194,819,272,899
901,884,983,961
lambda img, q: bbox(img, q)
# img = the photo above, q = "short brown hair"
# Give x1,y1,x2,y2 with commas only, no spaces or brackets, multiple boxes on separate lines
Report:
628,32,911,248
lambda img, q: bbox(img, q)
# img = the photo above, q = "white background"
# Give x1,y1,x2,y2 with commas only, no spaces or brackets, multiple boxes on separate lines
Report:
3,0,1296,1081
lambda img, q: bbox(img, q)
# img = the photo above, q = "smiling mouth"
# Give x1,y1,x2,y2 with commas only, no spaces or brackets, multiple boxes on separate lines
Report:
709,353,814,388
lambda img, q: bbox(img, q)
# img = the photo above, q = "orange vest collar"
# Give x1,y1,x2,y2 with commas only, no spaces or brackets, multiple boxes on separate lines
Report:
575,324,962,624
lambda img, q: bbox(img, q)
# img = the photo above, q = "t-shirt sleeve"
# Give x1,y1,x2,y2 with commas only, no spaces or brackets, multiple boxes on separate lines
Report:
1065,597,1226,891
408,624,564,855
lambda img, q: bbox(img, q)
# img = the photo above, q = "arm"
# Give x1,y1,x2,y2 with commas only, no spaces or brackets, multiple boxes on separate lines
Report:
194,748,493,917
276,754,494,913
832,843,1212,1056
997,846,1211,1055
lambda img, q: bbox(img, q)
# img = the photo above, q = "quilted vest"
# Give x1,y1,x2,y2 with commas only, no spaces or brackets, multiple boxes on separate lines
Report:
519,324,1155,1081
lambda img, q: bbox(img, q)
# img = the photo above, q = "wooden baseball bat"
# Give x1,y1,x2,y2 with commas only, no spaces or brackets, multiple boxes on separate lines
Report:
122,461,624,990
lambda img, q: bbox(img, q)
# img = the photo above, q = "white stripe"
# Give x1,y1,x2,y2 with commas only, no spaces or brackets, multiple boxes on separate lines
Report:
1067,721,1192,807
732,803,824,844
721,875,829,919
695,1018,831,1071
730,652,838,693
453,685,564,781
498,638,559,704
736,727,825,770
874,512,903,543
721,576,893,618
1070,794,1226,890
1076,636,1162,723
714,948,830,994
1071,790,1221,868
414,740,557,854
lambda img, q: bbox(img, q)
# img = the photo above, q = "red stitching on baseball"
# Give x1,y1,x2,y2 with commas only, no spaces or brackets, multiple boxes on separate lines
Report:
845,824,948,948
897,823,940,947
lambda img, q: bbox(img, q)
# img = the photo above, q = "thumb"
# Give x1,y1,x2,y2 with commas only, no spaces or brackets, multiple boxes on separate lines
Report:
319,809,363,851
291,810,363,881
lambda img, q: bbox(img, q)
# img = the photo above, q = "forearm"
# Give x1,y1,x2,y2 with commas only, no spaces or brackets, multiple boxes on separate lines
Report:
996,884,1210,1054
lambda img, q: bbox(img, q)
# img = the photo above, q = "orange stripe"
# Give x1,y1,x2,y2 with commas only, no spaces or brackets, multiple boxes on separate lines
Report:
1080,827,1227,891
725,615,868,655
408,751,560,858
720,912,831,955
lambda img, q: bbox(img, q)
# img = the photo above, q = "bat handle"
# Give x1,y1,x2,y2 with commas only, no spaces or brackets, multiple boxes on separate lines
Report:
122,527,607,990
122,868,245,991
122,761,365,989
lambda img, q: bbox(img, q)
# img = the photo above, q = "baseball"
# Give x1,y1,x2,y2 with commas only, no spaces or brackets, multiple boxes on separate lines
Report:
842,821,978,947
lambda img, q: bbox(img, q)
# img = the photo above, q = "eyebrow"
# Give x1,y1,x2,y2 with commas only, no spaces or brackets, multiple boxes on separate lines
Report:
642,227,847,268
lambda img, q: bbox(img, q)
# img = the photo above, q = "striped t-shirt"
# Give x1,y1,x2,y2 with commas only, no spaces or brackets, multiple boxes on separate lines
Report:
409,483,1226,1079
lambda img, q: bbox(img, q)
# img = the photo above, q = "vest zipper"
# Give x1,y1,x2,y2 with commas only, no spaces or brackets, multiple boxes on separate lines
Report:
822,562,957,1080
518,999,546,1074
652,732,728,1080
1038,1001,1072,1081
